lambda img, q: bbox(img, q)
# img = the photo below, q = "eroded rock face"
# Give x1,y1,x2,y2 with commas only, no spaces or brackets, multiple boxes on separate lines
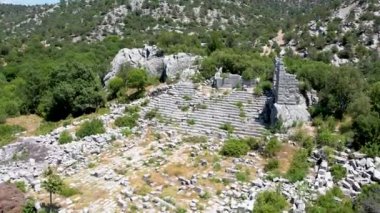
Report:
103,45,199,84
0,183,25,213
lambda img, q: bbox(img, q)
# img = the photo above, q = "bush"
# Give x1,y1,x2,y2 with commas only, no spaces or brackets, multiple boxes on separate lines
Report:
220,138,250,157
114,113,139,128
286,149,310,182
253,190,287,213
187,119,195,125
264,159,279,172
307,187,354,213
263,137,282,157
330,164,346,182
220,122,234,134
126,68,148,91
107,76,125,99
76,119,105,138
145,108,159,120
58,131,73,144
245,137,261,150
354,184,380,213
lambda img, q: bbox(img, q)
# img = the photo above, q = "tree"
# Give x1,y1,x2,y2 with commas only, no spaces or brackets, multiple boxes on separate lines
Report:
126,68,148,91
38,62,105,121
369,82,380,114
319,66,365,118
42,167,63,212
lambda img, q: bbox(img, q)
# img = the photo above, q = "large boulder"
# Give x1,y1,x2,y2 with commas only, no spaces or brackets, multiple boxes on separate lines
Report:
103,45,200,84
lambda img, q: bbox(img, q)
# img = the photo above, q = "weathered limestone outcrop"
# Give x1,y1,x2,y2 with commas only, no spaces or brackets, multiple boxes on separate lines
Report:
103,45,200,84
271,57,310,127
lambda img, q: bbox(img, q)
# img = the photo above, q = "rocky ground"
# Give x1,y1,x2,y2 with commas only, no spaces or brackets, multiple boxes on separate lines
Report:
1,81,380,213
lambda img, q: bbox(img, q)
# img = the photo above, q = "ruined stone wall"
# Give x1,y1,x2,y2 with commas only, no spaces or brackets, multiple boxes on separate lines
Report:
271,57,310,127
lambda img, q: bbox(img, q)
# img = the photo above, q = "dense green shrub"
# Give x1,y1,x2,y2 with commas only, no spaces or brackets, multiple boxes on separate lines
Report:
76,119,105,138
330,164,346,182
220,138,250,157
307,187,354,213
354,184,380,213
263,137,282,157
58,131,73,144
253,190,288,213
126,68,148,91
286,149,310,182
37,62,105,121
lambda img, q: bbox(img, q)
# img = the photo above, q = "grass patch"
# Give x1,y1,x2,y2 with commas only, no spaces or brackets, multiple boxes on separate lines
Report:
15,181,27,192
0,124,25,147
236,170,250,182
286,149,310,182
182,136,207,143
330,164,347,182
58,184,81,197
253,190,288,213
264,159,279,172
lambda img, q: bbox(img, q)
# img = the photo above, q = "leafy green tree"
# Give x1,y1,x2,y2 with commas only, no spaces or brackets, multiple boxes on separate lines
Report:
352,112,380,156
126,68,148,91
42,168,63,213
253,190,287,213
369,82,380,114
38,62,105,121
319,66,365,118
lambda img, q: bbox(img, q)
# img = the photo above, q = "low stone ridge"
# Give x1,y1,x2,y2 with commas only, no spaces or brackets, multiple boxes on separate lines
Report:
104,45,200,84
271,57,310,127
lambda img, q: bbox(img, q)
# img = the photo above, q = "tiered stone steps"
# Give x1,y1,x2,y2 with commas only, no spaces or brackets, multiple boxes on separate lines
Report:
144,82,268,138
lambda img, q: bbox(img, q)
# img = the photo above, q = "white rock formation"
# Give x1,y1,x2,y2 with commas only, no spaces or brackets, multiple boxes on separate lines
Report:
104,45,200,84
